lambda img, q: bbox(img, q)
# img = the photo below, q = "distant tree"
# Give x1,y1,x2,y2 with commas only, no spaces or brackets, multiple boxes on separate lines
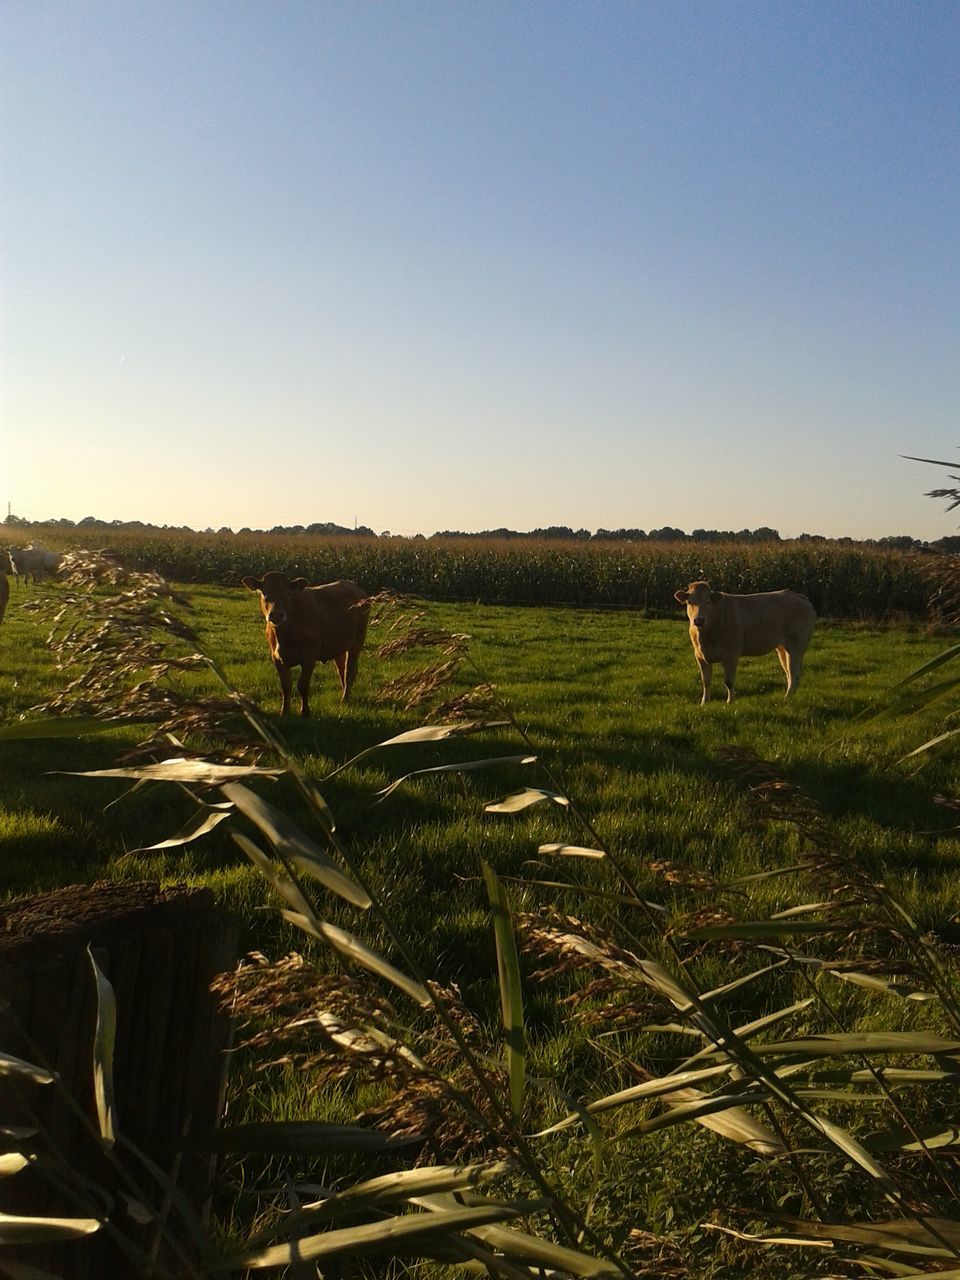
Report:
531,526,576,540
878,535,919,551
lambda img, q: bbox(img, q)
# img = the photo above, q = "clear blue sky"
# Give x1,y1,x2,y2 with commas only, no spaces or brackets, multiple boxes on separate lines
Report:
2,1,957,538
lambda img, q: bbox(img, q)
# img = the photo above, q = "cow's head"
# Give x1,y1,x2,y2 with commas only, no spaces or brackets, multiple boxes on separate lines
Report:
674,580,717,629
242,571,309,628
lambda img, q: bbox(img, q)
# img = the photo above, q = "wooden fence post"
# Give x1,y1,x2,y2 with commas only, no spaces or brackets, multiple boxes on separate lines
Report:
0,880,238,1277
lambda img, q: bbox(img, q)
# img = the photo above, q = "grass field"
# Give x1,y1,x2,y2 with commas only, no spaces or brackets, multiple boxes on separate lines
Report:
2,574,960,1277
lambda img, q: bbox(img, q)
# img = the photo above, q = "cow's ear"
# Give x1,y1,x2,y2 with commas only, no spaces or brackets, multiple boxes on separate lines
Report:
241,576,262,592
290,577,309,591
674,590,689,604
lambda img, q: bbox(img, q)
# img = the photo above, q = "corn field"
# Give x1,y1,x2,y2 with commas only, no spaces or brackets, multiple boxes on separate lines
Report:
26,528,936,620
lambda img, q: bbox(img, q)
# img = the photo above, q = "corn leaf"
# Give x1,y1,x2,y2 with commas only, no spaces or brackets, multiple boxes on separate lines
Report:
377,755,536,803
60,758,283,784
900,728,960,762
482,863,525,1118
858,675,960,723
282,911,431,1007
886,1271,960,1279
223,782,371,909
132,803,233,852
826,970,934,1000
0,1213,101,1243
87,947,116,1147
298,1161,514,1214
532,1065,733,1136
322,721,510,779
741,1032,960,1058
869,1126,960,1153
686,920,841,939
0,717,131,740
756,1214,960,1258
0,1053,54,1085
615,1088,782,1150
411,1197,624,1277
233,833,316,918
538,843,606,859
485,787,570,814
189,1121,418,1155
809,1114,893,1186
888,642,960,690
225,1204,522,1269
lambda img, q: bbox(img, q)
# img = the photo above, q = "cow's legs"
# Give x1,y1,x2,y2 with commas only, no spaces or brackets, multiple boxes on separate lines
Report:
778,646,803,696
333,653,349,700
297,660,316,717
696,656,712,704
343,648,361,701
722,656,738,703
274,659,293,716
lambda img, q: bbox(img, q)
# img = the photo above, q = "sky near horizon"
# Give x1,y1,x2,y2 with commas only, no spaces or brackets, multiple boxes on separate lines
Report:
2,2,957,540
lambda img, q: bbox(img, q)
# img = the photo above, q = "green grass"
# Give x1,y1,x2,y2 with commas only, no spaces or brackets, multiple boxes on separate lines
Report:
3,580,960,1276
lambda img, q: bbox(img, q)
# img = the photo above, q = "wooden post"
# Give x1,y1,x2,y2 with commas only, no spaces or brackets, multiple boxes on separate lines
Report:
0,880,238,1278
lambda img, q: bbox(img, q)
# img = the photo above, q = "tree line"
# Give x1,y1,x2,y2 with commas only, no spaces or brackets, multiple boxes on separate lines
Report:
2,513,953,551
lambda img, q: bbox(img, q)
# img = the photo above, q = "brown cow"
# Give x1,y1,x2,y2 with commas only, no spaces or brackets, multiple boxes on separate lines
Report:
674,580,816,704
242,572,370,716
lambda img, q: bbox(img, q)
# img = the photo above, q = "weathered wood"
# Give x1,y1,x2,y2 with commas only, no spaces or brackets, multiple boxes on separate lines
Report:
0,880,238,1277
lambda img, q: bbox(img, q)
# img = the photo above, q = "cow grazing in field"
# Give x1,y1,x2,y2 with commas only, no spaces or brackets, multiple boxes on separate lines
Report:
674,580,816,704
36,544,62,575
9,545,46,585
8,543,61,586
242,572,370,716
0,573,8,623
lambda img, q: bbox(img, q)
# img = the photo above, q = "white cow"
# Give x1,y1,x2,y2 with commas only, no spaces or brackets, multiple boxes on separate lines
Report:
674,580,817,704
9,542,61,586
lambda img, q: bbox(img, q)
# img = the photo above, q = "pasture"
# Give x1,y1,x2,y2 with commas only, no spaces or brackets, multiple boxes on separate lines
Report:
2,565,960,1278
